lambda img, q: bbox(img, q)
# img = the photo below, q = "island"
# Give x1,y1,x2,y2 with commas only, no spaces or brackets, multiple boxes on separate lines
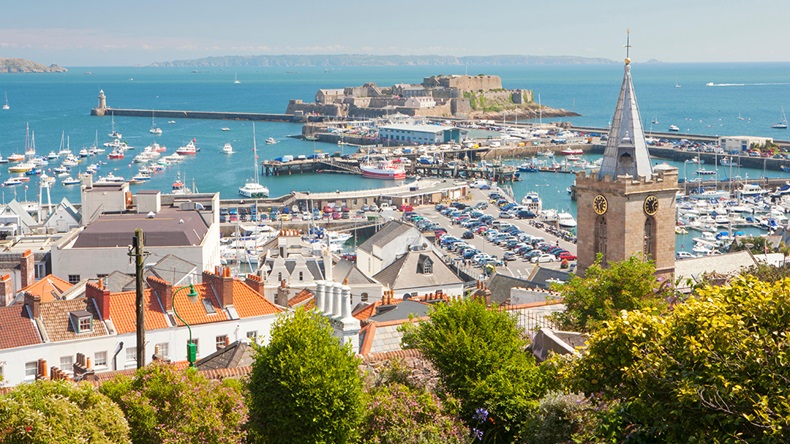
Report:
0,58,67,73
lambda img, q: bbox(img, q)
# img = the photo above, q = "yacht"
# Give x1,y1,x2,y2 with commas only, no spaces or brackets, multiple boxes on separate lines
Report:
3,177,23,187
520,191,543,213
772,106,787,129
239,123,270,198
265,137,277,145
222,143,234,154
47,151,59,160
149,127,163,135
176,140,198,155
94,172,125,185
557,211,578,228
61,176,80,186
668,125,680,132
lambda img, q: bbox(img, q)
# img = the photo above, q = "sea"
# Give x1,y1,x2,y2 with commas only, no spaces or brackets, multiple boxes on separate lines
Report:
1,62,789,252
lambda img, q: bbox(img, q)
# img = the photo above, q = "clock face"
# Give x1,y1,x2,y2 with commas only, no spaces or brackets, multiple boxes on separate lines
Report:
644,195,659,216
593,194,608,215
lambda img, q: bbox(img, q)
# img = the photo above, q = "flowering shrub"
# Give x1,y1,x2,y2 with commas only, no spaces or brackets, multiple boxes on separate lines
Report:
100,361,247,443
0,379,130,443
362,383,467,444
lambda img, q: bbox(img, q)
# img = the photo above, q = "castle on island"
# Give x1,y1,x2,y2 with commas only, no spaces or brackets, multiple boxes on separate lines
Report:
286,74,534,119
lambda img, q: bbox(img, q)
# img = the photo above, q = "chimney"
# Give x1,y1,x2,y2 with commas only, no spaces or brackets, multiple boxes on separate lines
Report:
147,276,173,311
20,250,35,289
38,359,48,380
24,292,41,318
244,274,265,296
203,267,234,308
87,280,111,320
275,280,289,307
315,281,325,313
0,274,13,307
435,289,443,301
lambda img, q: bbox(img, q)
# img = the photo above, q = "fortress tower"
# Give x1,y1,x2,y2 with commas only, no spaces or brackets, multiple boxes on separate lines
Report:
574,32,678,279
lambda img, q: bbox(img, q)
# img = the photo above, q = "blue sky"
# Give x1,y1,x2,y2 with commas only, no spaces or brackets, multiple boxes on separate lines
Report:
2,0,788,66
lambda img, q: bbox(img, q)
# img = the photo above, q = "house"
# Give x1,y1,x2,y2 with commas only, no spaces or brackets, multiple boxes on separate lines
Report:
373,250,464,299
356,220,425,277
0,200,39,237
50,191,221,283
41,198,81,233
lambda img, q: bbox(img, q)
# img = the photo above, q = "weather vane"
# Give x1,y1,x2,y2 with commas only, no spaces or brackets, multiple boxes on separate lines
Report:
625,29,631,65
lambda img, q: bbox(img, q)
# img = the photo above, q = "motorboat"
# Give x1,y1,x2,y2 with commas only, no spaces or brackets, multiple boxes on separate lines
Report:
108,149,124,159
94,172,125,185
239,123,270,198
3,177,23,186
669,125,680,132
7,153,25,162
176,140,198,155
61,176,80,186
265,137,277,145
221,127,231,131
222,143,234,154
47,151,59,160
8,162,35,173
520,191,543,213
557,211,578,228
130,172,152,183
149,127,163,135
560,148,583,155
720,156,737,167
146,142,166,153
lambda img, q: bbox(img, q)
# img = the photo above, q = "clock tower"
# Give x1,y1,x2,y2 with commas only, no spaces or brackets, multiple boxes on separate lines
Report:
575,31,678,279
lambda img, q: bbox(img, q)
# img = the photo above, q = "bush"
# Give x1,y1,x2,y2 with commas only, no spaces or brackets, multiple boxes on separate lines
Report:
247,308,364,444
520,391,597,444
100,361,247,444
0,379,130,443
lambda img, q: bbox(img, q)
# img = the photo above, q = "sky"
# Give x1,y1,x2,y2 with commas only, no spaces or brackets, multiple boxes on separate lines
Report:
2,0,789,66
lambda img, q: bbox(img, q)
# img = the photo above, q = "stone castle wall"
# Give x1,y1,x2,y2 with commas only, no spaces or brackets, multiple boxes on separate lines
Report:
423,75,503,92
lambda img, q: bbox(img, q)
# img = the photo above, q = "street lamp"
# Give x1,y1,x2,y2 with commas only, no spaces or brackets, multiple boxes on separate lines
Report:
171,284,200,368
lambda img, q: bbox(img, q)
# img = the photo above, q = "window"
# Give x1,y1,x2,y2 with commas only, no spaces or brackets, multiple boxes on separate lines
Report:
298,271,304,281
68,274,80,284
70,310,93,333
25,361,37,379
361,292,369,302
35,263,46,280
644,217,655,260
79,316,92,332
202,298,217,314
216,335,228,350
94,351,108,367
126,347,137,367
97,274,108,279
246,331,258,342
595,216,607,262
157,342,170,359
60,355,73,374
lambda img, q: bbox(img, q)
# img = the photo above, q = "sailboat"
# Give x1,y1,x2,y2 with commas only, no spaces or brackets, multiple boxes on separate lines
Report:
2,92,8,110
234,73,240,84
772,106,788,129
238,123,269,198
149,111,162,135
108,113,122,139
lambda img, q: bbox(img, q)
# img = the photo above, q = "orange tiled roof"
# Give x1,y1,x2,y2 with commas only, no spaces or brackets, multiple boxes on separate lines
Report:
0,304,42,350
168,283,229,327
287,288,314,307
20,274,73,303
225,281,281,318
109,289,169,334
353,298,405,321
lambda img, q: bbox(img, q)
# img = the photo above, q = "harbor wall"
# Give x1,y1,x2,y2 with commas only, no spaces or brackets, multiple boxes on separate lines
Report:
91,107,295,122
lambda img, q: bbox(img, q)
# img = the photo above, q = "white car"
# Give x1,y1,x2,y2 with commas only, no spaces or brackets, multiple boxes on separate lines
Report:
531,253,557,263
676,251,698,260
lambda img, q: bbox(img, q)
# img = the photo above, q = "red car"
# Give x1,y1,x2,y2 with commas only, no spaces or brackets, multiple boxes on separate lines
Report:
558,252,577,261
400,204,414,212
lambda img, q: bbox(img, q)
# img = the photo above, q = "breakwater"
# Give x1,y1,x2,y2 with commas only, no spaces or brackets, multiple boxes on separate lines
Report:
91,107,300,122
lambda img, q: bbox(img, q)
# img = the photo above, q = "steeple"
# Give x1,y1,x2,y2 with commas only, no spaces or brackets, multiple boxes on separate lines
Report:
598,30,653,181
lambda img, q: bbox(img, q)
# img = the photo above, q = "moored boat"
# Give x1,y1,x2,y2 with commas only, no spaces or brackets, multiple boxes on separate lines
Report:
222,143,234,154
239,123,270,198
360,158,406,180
176,140,198,155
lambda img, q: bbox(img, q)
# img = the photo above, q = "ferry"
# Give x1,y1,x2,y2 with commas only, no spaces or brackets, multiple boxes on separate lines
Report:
176,140,198,155
359,158,406,180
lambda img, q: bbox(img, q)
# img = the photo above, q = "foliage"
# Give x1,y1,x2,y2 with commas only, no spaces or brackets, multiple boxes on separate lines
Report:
729,235,771,254
552,255,667,332
402,298,547,443
100,361,247,444
569,276,790,442
247,307,364,444
0,379,130,443
519,391,598,444
362,383,467,444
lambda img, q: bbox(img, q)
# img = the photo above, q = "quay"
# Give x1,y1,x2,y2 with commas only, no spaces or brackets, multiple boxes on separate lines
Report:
91,106,298,123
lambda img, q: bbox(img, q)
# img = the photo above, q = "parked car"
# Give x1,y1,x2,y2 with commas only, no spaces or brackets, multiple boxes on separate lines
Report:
558,252,577,261
462,230,475,239
531,253,557,263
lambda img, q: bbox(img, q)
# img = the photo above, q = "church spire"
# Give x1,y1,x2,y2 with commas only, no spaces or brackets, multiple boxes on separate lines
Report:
598,29,653,181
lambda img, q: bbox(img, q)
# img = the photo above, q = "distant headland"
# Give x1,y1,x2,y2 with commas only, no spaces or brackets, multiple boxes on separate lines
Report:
0,58,67,73
150,54,616,68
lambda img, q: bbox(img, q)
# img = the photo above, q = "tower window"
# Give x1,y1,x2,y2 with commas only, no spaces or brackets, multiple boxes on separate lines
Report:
595,216,607,262
644,217,655,260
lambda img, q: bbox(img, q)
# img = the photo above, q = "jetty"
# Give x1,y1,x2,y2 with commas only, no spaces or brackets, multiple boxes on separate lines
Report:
92,106,299,123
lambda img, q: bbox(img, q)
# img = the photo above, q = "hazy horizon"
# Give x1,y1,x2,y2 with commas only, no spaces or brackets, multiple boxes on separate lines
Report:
2,0,788,67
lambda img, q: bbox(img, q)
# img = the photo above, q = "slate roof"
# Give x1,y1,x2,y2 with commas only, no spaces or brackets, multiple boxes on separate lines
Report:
103,271,136,293
196,341,254,371
487,274,533,305
0,304,41,350
38,298,109,342
43,197,82,226
18,274,73,303
73,207,209,248
528,267,572,290
3,200,38,228
674,250,757,290
357,220,414,254
373,250,463,291
367,299,432,323
333,259,378,285
146,254,198,286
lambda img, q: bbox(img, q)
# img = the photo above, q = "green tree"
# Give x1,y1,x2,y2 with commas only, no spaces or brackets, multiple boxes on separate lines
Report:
729,235,771,254
402,298,546,442
0,379,130,444
247,308,364,444
100,361,247,444
553,255,666,332
569,276,790,442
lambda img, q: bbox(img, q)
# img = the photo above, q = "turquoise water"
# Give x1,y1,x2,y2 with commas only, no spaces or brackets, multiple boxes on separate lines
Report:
0,63,789,206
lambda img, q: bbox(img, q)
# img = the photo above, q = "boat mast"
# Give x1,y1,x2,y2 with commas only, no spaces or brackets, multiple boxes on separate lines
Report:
252,122,259,184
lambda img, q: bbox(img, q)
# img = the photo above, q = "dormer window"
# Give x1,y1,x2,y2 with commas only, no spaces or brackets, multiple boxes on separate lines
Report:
69,310,93,334
417,254,433,275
